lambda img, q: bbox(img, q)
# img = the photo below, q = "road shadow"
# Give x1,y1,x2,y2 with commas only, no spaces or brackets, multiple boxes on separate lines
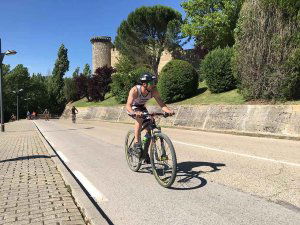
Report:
42,127,95,132
0,154,57,163
139,161,225,190
170,161,226,190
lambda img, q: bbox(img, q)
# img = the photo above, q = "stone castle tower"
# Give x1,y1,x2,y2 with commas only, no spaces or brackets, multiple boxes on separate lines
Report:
91,35,174,74
90,36,112,72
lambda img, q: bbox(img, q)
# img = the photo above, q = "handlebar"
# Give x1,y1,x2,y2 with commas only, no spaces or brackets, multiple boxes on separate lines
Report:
140,112,173,118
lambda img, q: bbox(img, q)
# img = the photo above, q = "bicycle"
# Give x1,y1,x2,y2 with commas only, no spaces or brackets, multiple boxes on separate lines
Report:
72,114,76,123
72,113,77,123
125,112,177,188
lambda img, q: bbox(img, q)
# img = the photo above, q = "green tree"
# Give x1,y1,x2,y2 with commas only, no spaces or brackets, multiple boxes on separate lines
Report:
114,5,185,75
63,77,77,102
49,44,69,113
181,0,243,50
3,64,31,120
83,64,91,77
233,0,300,100
114,55,136,74
72,67,80,78
2,64,10,76
111,66,153,103
28,73,49,113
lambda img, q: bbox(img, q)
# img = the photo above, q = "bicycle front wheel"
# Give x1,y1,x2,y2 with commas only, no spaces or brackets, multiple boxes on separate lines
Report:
150,133,177,188
125,129,142,172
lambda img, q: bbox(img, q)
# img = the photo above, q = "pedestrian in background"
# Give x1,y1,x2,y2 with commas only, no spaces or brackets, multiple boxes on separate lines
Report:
43,109,50,121
27,111,31,120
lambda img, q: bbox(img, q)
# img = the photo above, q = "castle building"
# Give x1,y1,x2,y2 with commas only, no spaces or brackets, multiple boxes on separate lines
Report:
90,36,205,73
90,36,113,72
90,36,173,73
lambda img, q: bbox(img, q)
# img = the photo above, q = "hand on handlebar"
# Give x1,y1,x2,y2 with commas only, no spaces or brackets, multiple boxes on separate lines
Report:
163,111,175,117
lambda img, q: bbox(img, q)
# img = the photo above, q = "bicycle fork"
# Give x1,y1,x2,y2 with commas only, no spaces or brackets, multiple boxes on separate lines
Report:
152,132,168,161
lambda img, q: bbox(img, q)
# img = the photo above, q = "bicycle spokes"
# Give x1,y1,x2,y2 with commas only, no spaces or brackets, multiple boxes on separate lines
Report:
152,137,175,185
125,131,142,172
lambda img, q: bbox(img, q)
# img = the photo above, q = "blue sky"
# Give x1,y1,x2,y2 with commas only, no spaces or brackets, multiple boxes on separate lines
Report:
0,0,191,77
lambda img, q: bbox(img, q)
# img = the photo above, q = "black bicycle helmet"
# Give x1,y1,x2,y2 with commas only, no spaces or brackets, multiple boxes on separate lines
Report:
140,72,155,83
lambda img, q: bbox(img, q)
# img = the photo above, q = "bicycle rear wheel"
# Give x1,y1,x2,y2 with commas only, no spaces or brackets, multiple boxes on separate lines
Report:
125,129,142,172
150,133,177,188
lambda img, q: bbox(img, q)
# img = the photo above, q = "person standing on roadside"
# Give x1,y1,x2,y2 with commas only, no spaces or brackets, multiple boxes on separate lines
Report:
43,109,50,121
27,111,31,120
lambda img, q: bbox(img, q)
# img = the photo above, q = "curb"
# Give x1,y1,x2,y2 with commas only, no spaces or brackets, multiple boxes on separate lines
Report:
65,119,300,141
33,121,113,225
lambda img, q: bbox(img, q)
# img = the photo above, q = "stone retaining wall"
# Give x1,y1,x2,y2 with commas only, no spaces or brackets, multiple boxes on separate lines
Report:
61,105,300,139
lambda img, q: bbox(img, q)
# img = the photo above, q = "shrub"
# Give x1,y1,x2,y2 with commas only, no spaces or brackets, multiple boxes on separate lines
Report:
157,59,198,103
233,0,300,100
111,66,153,103
74,74,89,100
88,66,116,101
200,47,236,93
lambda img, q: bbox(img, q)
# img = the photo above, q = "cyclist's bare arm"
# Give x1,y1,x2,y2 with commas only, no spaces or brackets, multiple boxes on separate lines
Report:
152,88,174,115
126,87,140,116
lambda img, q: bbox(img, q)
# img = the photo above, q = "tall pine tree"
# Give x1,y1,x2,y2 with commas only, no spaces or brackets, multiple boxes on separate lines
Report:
49,44,69,114
72,67,80,78
83,64,91,77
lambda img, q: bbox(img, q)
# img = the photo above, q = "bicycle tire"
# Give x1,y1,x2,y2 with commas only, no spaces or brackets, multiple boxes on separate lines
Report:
150,133,177,188
125,129,142,172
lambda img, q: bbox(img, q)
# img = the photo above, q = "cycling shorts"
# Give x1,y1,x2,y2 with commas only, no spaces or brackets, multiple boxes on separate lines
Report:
127,105,148,119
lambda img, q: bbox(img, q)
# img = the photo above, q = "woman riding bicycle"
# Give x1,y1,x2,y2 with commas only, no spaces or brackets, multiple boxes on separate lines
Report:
126,72,174,163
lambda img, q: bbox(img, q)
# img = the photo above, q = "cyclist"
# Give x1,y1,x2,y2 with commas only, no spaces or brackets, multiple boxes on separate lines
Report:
71,106,78,123
126,72,174,163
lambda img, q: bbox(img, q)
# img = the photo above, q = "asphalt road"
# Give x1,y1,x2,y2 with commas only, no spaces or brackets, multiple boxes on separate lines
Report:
34,119,300,225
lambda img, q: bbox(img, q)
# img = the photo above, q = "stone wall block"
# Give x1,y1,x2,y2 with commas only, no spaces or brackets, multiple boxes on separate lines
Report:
286,105,300,136
205,105,248,131
61,104,300,138
104,107,122,121
191,105,210,128
172,106,195,126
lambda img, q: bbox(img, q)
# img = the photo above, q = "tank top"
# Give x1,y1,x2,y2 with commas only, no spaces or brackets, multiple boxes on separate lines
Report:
132,85,152,106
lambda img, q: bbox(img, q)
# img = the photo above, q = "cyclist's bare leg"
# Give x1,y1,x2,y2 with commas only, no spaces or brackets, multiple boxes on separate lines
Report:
134,117,143,144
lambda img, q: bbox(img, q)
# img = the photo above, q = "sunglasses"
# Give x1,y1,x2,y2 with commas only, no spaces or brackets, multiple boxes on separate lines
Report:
147,81,156,85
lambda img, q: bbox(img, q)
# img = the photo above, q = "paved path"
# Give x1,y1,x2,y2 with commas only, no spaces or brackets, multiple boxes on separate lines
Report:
35,119,300,225
0,120,87,225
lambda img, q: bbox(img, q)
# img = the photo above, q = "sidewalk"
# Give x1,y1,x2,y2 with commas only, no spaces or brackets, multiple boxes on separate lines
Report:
0,120,87,225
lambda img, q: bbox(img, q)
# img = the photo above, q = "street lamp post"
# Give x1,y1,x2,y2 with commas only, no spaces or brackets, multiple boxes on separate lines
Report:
24,98,31,111
12,89,23,121
0,38,17,132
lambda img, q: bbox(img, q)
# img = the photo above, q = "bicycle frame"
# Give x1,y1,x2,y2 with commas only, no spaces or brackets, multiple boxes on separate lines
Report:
140,114,165,156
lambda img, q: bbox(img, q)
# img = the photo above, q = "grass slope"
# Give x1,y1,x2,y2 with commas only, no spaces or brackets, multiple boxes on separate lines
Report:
73,82,299,107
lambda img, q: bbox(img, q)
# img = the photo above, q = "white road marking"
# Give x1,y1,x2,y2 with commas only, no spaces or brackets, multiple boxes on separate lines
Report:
173,140,300,167
73,171,108,202
56,151,69,163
